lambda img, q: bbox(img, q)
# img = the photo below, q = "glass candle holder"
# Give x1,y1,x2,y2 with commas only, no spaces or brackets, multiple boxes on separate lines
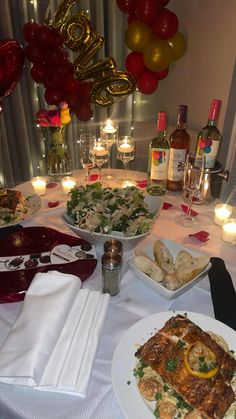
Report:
61,176,76,194
214,203,233,226
221,218,236,244
31,176,46,196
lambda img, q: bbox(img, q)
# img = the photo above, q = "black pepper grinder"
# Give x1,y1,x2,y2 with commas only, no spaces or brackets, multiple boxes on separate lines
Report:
101,252,122,296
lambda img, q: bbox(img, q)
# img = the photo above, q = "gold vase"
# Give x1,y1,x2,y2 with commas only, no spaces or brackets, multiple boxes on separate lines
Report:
46,126,72,181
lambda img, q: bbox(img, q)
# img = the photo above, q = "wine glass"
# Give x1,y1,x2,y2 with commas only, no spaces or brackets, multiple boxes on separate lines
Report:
78,133,95,183
175,153,205,227
89,137,109,184
117,136,135,187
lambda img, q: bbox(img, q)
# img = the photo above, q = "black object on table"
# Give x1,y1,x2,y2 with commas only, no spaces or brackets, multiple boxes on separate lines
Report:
209,257,236,331
0,224,22,241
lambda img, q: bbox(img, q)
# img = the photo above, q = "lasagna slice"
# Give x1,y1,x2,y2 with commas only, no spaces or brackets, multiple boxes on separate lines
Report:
135,314,236,419
0,189,27,224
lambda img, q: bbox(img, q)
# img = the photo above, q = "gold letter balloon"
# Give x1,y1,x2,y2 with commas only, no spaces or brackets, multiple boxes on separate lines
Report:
49,0,135,106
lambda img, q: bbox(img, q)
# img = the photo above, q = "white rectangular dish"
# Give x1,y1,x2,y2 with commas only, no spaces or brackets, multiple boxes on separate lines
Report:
127,238,211,299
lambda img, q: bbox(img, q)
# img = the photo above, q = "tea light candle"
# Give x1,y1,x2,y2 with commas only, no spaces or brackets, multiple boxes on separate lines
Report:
103,119,117,134
93,143,107,156
117,139,133,153
214,203,233,225
61,176,76,194
31,176,46,196
221,218,236,244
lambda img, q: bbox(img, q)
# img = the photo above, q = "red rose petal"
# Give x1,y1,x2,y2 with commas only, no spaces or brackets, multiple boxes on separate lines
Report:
181,204,199,217
189,231,210,242
162,202,173,210
46,182,57,189
48,201,60,208
136,180,147,188
89,174,99,182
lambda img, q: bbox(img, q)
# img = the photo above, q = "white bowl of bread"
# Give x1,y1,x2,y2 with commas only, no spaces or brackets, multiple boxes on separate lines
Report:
128,238,211,299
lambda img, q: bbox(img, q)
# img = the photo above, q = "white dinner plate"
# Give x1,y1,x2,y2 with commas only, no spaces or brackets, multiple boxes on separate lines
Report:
0,192,42,228
128,238,211,299
111,311,236,419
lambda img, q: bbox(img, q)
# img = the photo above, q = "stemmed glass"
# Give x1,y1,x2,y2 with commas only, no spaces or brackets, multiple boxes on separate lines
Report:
175,153,205,227
117,136,135,187
78,133,95,183
89,137,109,184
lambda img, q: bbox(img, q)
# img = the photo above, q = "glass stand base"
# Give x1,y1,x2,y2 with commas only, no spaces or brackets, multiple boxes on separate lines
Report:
103,171,116,180
175,214,199,228
117,178,136,188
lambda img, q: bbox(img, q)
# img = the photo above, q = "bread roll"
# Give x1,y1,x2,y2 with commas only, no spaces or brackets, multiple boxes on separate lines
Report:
175,250,193,271
133,255,164,283
176,255,210,283
153,240,175,274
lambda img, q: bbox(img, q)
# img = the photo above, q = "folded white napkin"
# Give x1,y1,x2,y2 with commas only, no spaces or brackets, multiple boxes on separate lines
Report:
0,271,110,397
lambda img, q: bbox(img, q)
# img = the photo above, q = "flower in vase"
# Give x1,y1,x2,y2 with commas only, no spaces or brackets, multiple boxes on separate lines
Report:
36,102,71,128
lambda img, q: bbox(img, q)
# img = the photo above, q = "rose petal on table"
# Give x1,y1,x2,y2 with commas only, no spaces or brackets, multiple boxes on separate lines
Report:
181,204,199,217
46,182,57,189
189,231,210,242
136,180,147,188
162,202,173,210
48,201,60,208
89,174,99,181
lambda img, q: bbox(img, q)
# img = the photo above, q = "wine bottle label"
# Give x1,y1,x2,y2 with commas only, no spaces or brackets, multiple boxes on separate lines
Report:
196,137,220,168
150,148,169,180
167,148,186,181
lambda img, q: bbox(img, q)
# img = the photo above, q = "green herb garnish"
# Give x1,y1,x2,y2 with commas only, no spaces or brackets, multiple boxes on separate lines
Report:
165,357,179,372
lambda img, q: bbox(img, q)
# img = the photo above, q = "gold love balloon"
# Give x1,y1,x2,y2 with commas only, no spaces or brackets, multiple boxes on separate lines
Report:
49,0,135,106
143,38,173,72
125,21,152,52
167,32,187,61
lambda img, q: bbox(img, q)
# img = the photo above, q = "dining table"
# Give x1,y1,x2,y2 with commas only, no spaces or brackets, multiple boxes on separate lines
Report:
0,168,235,419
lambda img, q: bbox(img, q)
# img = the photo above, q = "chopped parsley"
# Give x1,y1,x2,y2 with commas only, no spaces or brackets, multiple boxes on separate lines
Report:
154,406,160,418
155,392,162,401
177,340,186,349
133,360,148,378
165,357,179,372
198,356,217,373
127,380,131,385
171,391,193,411
163,384,169,392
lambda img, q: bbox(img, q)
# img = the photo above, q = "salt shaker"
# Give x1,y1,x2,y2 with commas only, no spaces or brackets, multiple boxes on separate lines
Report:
103,239,123,257
102,252,122,296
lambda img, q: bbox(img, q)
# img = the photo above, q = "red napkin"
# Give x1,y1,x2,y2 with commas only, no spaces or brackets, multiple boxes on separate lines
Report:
136,180,147,188
181,204,199,217
189,231,210,242
162,202,173,210
48,201,60,208
46,182,57,189
89,174,99,182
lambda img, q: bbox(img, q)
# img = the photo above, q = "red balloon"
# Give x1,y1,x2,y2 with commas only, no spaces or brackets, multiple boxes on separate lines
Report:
135,0,162,25
31,63,46,83
160,0,169,6
0,39,25,98
127,11,139,24
65,93,80,112
35,25,55,49
76,103,93,121
44,87,64,105
63,73,82,94
125,52,146,75
116,0,136,13
50,28,64,47
156,67,169,80
79,81,93,102
44,47,69,67
44,67,63,88
136,70,158,94
152,8,178,40
22,22,41,43
25,43,45,63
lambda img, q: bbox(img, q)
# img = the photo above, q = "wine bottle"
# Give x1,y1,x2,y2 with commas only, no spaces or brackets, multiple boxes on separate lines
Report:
167,105,191,191
195,99,222,169
146,111,170,196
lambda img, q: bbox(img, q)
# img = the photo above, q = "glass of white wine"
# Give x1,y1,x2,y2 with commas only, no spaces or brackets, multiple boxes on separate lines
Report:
175,153,205,227
117,136,135,187
78,133,95,183
89,137,109,184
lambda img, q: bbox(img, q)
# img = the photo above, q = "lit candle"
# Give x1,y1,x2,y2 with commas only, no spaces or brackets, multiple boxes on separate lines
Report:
31,176,46,196
103,119,117,134
93,142,108,156
117,139,133,153
221,218,236,244
61,176,76,194
214,203,233,225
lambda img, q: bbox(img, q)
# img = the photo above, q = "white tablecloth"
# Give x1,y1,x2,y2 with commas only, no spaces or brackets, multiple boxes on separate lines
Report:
0,169,235,419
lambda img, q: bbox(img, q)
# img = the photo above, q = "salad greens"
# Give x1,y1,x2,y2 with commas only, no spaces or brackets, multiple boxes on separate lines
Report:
66,182,156,236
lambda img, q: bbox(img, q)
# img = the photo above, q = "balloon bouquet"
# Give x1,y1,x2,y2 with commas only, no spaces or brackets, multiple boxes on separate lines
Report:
22,0,136,121
117,0,187,94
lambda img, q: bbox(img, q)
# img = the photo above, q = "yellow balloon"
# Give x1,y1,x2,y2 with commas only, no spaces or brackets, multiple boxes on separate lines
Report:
143,38,173,72
125,21,152,52
167,32,187,61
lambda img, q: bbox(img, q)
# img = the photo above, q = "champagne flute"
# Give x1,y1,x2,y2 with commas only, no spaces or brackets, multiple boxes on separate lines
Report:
100,119,118,180
117,136,135,186
78,133,95,182
89,137,109,184
175,153,205,227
